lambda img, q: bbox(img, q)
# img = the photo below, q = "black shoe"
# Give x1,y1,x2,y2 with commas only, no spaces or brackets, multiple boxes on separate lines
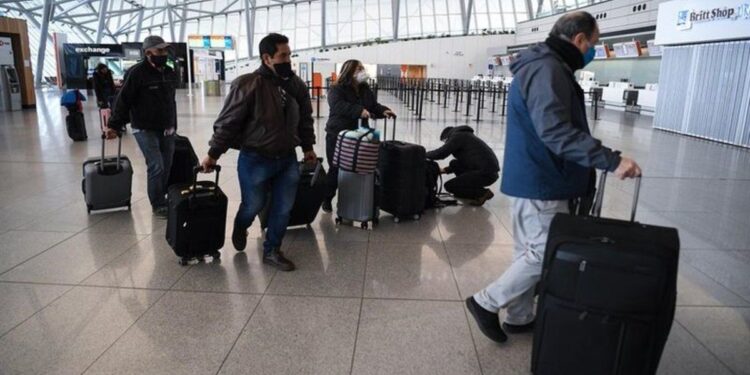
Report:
322,198,333,213
502,321,535,334
470,190,495,206
153,206,168,219
465,297,507,343
232,224,248,252
263,249,296,272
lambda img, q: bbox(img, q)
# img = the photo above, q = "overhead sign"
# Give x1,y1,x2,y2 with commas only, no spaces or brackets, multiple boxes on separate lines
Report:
656,0,750,45
647,40,663,56
188,35,235,50
63,44,123,57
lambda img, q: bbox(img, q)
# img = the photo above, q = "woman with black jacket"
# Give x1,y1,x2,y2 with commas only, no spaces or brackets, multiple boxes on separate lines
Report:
92,63,117,109
323,59,395,212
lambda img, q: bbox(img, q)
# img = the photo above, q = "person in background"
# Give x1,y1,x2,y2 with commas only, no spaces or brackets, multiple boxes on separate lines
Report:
322,59,396,212
106,35,178,218
92,63,116,109
426,125,499,206
200,33,316,272
465,12,641,344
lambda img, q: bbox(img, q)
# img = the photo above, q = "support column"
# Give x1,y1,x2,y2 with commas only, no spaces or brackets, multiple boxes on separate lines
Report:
391,0,400,40
179,2,188,42
35,0,53,88
134,8,145,41
321,0,326,48
96,0,110,43
244,0,256,58
167,6,176,42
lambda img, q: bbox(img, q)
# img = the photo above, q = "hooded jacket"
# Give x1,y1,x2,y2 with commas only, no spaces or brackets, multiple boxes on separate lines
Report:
425,126,500,175
500,41,621,200
208,64,315,159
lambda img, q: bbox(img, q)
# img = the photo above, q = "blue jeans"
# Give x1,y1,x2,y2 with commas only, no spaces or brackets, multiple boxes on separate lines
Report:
235,150,300,254
133,130,176,209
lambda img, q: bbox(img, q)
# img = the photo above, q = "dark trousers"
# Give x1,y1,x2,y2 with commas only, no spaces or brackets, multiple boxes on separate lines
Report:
325,132,339,200
444,171,498,200
133,130,176,209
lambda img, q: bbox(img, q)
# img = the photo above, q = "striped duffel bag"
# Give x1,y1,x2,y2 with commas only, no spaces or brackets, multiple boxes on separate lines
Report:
333,127,380,174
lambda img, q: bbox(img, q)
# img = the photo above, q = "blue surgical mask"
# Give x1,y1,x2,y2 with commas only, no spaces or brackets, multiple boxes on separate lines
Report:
583,46,596,66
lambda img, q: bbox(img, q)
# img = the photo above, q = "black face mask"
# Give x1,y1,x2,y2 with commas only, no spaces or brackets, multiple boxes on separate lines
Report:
149,55,168,68
273,62,294,79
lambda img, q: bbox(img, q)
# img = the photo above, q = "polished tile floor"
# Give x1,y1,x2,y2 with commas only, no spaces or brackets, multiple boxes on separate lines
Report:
0,88,748,375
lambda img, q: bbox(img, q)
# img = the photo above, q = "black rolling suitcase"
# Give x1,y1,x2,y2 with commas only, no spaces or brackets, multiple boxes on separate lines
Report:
377,117,427,222
532,173,680,375
66,112,88,141
259,158,327,229
168,134,199,187
166,166,228,265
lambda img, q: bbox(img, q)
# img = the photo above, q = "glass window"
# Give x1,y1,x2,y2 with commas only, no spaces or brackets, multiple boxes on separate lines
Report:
503,13,515,30
213,15,226,35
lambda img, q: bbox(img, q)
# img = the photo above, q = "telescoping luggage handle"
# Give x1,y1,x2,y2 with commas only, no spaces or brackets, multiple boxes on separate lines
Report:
381,116,397,141
99,132,123,172
191,165,222,197
591,170,642,222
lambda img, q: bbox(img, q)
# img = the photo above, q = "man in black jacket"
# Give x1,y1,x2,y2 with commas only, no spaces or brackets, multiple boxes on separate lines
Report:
200,33,316,272
106,35,178,218
426,126,500,206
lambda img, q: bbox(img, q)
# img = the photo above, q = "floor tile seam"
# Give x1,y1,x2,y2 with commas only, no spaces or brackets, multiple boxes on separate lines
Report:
0,225,86,279
671,318,739,375
439,239,485,375
214,292,268,375
348,234,372,375
75,234,157,288
0,282,77,340
679,255,750,305
82,252,204,374
79,288,170,375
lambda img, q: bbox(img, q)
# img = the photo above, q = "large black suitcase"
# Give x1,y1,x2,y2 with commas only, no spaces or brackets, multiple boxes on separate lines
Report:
66,112,88,141
259,158,327,229
166,166,228,265
168,134,199,187
377,118,426,222
532,174,680,375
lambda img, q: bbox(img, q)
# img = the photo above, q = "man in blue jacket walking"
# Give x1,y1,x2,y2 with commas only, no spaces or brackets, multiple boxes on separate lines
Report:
465,12,641,343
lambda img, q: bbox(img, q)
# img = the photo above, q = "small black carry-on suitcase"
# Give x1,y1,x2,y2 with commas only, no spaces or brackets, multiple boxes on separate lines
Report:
377,117,426,222
166,166,228,265
67,112,88,141
259,158,327,229
82,133,133,214
531,173,680,375
168,134,199,187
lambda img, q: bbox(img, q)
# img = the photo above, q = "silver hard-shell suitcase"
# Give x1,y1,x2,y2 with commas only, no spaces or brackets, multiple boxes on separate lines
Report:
82,134,133,214
335,169,378,229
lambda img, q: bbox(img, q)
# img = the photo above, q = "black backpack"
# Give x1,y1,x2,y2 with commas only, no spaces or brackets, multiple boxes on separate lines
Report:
425,160,457,208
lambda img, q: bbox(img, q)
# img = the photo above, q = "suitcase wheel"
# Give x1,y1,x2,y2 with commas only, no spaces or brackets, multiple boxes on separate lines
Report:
335,217,342,225
360,222,369,230
413,214,420,221
373,217,379,225
126,201,131,210
393,217,400,223
178,258,190,266
212,252,221,260
86,204,92,214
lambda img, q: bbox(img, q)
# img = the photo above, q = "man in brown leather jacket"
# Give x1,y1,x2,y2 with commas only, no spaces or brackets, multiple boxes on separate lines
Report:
201,33,316,271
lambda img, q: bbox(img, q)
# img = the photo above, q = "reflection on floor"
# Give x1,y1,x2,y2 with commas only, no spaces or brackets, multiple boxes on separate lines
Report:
0,89,748,374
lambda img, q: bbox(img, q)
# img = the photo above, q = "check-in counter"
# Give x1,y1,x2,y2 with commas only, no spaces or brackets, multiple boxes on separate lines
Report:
601,82,634,109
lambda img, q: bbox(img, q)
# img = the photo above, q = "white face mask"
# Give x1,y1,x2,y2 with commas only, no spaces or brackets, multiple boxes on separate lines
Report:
354,70,369,83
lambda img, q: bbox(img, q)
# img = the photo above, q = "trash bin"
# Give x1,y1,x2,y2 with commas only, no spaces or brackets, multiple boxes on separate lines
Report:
204,80,221,96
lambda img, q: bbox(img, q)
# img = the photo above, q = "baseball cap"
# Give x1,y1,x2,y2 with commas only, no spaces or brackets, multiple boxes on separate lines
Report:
142,35,170,51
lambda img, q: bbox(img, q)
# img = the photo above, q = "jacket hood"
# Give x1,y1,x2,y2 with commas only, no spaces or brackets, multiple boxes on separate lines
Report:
509,43,556,75
441,125,474,141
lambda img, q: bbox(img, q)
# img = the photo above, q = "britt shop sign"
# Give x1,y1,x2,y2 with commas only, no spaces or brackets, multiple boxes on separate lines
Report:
656,0,750,45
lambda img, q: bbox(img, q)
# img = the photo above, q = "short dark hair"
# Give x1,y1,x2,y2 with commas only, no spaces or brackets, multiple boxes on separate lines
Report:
549,11,598,40
259,33,289,58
